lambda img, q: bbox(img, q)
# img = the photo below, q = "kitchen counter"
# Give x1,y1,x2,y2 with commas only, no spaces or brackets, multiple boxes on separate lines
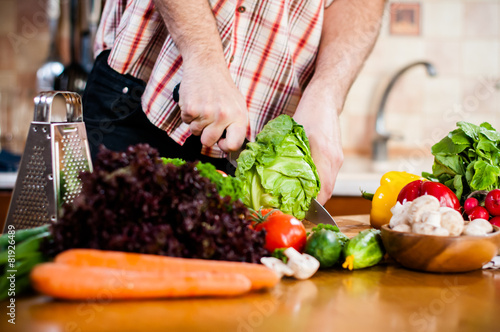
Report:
1,215,499,332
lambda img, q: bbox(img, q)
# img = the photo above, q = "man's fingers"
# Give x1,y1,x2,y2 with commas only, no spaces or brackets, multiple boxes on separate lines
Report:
217,122,246,152
180,107,199,124
200,124,225,148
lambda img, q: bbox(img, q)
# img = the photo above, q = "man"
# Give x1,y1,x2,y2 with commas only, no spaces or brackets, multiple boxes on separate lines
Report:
83,0,386,204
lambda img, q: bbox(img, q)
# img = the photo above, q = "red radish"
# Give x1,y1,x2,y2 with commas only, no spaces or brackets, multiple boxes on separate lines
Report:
489,216,500,228
463,197,479,215
485,189,500,216
467,206,489,221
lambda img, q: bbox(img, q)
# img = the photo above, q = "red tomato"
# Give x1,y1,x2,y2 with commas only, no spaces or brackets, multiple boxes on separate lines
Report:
253,210,307,253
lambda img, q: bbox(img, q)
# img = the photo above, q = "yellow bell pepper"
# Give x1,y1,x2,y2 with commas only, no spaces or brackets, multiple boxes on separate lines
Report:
367,171,424,229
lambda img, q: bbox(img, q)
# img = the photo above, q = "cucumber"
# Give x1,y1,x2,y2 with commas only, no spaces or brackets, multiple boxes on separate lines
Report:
342,229,385,270
305,224,350,268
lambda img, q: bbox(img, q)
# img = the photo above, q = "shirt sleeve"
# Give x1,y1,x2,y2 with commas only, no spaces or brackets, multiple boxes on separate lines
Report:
325,0,335,8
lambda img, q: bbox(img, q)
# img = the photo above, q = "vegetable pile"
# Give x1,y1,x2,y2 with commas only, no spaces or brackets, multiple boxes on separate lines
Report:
425,121,500,201
236,115,321,220
45,144,268,263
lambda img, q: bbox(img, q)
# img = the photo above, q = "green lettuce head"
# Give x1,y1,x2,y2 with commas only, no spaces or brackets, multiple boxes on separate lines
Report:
235,114,321,220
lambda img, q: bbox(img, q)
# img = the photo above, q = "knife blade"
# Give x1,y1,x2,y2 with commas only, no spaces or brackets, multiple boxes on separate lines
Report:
226,138,249,168
305,198,338,227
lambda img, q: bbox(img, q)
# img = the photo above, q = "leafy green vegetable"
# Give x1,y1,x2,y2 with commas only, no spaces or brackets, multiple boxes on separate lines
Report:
311,223,340,233
425,122,500,201
235,115,321,220
271,248,288,264
162,158,244,202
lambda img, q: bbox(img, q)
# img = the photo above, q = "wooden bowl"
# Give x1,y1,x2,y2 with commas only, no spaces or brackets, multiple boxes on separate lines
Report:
380,224,500,273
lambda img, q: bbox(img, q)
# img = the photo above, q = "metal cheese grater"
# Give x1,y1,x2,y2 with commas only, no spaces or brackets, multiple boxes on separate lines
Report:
3,91,93,231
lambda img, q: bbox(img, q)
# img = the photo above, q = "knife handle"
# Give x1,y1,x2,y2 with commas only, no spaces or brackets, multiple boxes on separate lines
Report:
172,83,180,103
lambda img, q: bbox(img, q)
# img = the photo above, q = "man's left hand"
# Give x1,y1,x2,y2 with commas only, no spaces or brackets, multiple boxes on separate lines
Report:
293,83,344,205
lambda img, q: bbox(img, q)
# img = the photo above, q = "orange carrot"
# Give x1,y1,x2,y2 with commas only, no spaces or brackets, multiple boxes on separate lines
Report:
30,262,252,300
55,249,280,290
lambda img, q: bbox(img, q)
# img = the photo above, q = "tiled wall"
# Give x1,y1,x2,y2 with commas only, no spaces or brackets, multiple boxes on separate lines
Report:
342,0,500,158
0,0,499,157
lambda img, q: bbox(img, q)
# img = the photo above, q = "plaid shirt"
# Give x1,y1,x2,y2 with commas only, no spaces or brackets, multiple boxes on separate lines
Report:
95,0,334,157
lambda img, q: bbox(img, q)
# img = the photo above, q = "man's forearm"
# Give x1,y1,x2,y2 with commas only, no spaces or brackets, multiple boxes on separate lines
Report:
153,0,226,66
311,0,386,112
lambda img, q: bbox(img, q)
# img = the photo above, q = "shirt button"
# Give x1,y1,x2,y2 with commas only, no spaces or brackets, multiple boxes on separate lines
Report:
237,6,246,13
230,55,235,63
122,87,129,94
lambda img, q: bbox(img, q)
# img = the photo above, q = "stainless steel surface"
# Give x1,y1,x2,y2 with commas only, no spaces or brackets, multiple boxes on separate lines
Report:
226,138,249,168
305,198,338,227
372,61,437,161
36,0,64,92
4,91,93,231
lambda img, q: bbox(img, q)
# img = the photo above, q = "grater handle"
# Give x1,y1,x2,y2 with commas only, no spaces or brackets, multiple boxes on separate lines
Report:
34,91,83,123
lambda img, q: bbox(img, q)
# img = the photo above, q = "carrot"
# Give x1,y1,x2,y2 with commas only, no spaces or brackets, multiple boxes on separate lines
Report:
55,249,280,290
30,262,252,300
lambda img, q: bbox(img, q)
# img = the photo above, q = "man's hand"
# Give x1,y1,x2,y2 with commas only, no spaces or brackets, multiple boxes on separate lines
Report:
153,0,248,152
179,60,248,152
293,83,344,205
294,0,385,204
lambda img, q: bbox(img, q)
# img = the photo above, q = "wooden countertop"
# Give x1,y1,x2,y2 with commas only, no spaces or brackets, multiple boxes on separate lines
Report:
1,215,499,332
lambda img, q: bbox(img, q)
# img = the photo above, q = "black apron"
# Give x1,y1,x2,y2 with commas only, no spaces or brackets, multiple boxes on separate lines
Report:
82,50,235,174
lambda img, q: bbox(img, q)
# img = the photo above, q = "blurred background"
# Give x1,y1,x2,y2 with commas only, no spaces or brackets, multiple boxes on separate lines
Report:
0,0,498,157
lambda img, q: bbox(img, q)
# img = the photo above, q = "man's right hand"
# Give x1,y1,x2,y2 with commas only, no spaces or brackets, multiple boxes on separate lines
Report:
153,0,248,153
178,59,248,153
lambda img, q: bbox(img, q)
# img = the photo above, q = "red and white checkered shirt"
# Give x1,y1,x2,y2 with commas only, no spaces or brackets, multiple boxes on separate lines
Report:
95,0,334,157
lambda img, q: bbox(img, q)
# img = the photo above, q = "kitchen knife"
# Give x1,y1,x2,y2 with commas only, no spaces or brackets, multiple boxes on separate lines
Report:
173,83,334,226
226,137,249,168
305,198,339,227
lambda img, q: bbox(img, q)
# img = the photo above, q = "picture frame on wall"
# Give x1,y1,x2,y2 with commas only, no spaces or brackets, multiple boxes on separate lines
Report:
390,3,421,36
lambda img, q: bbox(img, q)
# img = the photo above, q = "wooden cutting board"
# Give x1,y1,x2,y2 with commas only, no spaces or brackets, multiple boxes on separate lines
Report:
304,214,371,238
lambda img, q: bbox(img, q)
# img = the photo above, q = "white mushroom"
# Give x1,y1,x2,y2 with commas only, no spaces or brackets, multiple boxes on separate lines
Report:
421,211,442,228
390,201,405,216
412,223,449,236
284,247,320,280
392,223,412,232
462,224,487,236
438,206,455,213
440,209,465,236
466,219,493,234
260,257,294,278
389,201,413,228
408,195,441,224
433,227,451,236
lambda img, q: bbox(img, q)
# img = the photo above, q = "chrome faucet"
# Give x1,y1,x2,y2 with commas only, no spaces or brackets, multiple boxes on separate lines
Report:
372,61,437,161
